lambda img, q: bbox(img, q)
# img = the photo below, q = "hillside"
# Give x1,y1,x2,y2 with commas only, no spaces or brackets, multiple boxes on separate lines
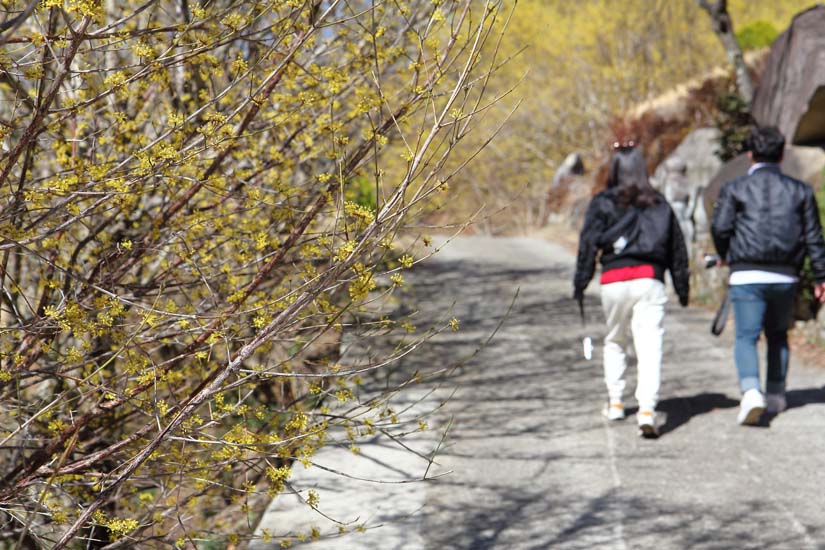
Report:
420,0,815,234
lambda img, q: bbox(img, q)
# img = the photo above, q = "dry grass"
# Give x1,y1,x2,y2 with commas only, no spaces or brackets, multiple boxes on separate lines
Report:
629,49,770,119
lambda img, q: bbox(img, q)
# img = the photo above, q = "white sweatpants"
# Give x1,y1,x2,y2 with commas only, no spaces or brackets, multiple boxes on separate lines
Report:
600,278,667,411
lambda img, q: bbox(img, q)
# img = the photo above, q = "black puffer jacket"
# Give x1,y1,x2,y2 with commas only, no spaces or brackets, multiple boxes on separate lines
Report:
711,165,825,282
574,188,690,305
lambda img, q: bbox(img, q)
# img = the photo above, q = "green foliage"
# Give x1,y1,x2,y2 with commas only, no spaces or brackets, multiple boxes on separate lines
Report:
796,258,821,321
714,90,752,161
818,170,825,220
736,20,780,50
796,177,825,321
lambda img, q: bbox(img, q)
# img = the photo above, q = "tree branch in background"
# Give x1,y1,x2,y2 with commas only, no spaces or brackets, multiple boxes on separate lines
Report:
0,0,39,45
698,0,755,105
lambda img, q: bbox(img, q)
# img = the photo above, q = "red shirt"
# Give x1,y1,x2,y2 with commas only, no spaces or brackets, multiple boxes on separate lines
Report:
600,264,655,284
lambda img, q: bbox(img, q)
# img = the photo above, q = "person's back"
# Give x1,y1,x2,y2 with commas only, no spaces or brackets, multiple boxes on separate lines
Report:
713,167,825,274
711,125,825,426
574,144,689,438
579,187,686,285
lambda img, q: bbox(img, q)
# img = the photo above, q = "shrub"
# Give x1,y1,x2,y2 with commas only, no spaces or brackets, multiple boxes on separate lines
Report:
736,20,780,51
0,1,505,547
713,89,753,161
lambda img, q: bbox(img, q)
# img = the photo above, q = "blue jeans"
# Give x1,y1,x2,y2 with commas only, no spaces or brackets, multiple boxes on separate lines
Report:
729,283,796,395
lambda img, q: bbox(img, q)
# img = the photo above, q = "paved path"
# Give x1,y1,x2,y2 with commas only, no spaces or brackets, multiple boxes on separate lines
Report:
253,236,825,549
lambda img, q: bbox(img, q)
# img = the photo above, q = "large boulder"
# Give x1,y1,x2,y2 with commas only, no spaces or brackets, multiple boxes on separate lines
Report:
650,128,724,238
703,145,825,216
551,152,585,187
751,6,825,146
651,128,723,195
546,152,587,227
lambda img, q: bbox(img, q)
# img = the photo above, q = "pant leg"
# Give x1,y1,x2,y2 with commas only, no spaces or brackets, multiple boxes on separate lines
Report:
730,284,768,394
763,283,796,394
630,279,667,411
601,281,633,403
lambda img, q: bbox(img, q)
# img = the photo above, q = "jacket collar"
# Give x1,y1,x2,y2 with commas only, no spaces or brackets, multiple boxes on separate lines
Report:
748,162,781,176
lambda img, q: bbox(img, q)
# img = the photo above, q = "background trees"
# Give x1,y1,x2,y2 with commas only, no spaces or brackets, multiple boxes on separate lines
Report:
698,0,755,105
0,0,506,546
436,0,812,233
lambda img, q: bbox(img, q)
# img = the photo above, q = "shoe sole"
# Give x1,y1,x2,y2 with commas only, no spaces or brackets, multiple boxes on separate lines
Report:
739,405,764,426
638,424,658,439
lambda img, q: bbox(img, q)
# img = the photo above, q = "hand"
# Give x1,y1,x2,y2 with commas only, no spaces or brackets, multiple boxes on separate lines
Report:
718,258,728,268
815,282,825,303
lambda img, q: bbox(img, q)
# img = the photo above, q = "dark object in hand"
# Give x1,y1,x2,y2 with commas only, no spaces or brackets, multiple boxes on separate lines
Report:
711,291,731,336
703,254,720,268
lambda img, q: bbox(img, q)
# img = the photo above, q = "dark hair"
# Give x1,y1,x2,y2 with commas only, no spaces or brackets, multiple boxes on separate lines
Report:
746,126,785,163
606,147,659,208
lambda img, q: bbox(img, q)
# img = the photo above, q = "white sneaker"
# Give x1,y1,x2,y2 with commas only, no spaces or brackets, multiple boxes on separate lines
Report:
766,392,787,414
737,389,766,425
602,401,625,421
637,410,658,438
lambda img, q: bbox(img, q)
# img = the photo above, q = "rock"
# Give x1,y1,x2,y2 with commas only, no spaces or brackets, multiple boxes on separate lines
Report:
781,144,825,184
650,128,724,240
651,128,723,196
751,5,825,146
545,153,586,228
551,153,585,187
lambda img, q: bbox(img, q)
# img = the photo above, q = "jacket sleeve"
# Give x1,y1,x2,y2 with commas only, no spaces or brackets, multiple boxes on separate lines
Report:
573,197,606,298
711,182,736,260
801,187,825,283
667,207,690,306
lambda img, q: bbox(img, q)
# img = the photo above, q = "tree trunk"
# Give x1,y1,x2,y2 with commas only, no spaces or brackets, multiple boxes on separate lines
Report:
698,0,755,106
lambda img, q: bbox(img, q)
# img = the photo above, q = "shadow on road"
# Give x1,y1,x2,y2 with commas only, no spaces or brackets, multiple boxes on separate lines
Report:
786,386,825,409
654,392,739,437
760,385,825,425
649,387,825,434
412,483,824,550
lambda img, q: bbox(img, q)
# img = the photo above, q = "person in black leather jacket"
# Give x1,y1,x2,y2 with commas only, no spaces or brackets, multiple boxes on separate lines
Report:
573,144,690,437
711,125,825,426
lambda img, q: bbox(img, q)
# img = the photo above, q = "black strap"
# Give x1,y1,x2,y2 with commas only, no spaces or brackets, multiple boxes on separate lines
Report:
711,290,731,336
578,296,585,327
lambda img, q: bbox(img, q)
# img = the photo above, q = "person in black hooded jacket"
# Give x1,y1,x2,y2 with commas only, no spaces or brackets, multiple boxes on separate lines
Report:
574,143,690,438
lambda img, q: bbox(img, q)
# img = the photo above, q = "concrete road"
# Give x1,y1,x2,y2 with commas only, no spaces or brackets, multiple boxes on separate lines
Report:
252,236,825,549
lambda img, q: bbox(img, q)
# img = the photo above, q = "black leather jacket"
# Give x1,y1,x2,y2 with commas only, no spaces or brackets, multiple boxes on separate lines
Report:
574,188,690,305
711,165,825,282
